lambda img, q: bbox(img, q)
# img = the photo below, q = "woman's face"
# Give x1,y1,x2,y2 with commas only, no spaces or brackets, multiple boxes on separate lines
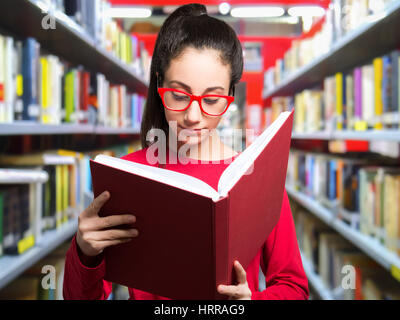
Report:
161,47,231,148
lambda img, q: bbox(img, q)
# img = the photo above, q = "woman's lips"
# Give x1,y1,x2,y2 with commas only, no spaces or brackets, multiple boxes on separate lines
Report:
178,125,205,135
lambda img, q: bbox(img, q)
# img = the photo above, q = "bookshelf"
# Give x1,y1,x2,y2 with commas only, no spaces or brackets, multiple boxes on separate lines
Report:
0,0,148,95
286,184,400,283
299,251,334,300
263,0,400,99
0,189,93,291
291,129,400,142
0,0,147,298
0,123,140,135
0,218,77,290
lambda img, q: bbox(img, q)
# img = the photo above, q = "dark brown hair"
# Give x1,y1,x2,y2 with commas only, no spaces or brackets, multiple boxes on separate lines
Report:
140,3,244,148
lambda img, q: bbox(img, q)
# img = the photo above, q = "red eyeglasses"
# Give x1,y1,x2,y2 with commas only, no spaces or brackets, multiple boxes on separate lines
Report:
157,87,235,116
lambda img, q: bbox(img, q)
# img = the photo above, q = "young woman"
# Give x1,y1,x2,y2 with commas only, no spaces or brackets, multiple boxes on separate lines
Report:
63,3,309,300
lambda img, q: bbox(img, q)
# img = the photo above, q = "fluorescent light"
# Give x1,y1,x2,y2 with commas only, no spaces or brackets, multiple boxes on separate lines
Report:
107,7,152,18
288,6,325,17
163,5,219,15
230,6,284,18
219,2,231,15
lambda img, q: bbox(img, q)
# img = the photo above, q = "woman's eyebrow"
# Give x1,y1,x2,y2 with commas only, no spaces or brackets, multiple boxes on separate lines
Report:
168,80,225,94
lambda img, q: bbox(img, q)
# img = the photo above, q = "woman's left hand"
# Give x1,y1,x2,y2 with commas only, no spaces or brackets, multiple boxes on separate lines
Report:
217,260,252,300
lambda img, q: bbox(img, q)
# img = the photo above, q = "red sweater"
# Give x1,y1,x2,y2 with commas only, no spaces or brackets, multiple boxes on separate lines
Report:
63,147,309,300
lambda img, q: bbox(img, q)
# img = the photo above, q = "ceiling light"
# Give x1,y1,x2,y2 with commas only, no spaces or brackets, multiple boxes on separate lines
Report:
288,6,325,17
219,2,231,15
163,5,219,15
107,7,152,18
230,6,285,18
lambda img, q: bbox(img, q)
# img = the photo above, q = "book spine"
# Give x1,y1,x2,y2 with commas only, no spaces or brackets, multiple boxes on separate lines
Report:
329,159,337,201
373,57,383,129
335,73,343,130
382,55,392,113
22,38,39,121
390,50,399,116
354,67,362,121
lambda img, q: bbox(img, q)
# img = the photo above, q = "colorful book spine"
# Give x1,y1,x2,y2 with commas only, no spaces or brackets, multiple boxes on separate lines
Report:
22,37,39,121
373,57,383,129
64,71,74,123
382,55,392,113
390,50,399,115
353,67,363,126
335,73,343,130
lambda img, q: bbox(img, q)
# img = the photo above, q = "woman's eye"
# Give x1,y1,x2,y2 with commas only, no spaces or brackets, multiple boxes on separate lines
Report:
172,92,189,100
203,98,218,105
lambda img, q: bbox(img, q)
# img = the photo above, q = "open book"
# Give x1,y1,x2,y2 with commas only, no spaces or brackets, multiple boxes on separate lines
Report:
89,109,294,300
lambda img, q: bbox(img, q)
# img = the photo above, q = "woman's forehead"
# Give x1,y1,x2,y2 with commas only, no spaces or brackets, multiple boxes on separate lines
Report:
165,48,230,85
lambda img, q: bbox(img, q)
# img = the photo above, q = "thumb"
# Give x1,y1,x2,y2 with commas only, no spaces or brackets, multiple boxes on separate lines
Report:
85,190,110,217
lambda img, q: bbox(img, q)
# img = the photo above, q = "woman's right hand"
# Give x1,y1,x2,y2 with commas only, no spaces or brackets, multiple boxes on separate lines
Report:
76,190,139,260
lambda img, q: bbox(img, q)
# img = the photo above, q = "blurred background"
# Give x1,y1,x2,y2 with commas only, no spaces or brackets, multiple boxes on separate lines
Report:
0,0,400,300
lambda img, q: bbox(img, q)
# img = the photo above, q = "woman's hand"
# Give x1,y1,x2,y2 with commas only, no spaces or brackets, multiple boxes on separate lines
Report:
217,260,252,300
76,190,139,260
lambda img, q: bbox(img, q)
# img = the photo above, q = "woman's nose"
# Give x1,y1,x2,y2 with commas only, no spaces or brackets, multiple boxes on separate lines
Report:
184,99,202,122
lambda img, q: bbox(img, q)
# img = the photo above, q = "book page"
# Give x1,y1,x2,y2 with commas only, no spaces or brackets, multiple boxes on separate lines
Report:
94,155,221,201
217,111,291,197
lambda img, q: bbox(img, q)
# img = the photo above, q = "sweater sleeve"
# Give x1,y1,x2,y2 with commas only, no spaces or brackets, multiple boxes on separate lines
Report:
63,235,113,300
251,190,309,300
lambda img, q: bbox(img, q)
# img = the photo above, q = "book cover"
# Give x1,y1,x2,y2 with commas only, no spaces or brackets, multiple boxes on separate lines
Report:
90,110,294,299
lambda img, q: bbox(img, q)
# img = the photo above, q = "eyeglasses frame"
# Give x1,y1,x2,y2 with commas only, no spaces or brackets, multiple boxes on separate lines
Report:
157,87,235,116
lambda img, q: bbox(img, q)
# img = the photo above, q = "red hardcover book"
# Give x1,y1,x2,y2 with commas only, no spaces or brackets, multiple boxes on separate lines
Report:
89,109,294,300
80,71,90,124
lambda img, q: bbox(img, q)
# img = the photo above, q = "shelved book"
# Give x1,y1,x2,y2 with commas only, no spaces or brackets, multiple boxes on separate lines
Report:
0,34,146,127
0,142,142,260
89,110,294,300
270,49,400,133
0,168,48,256
0,150,85,231
0,240,70,299
293,206,400,299
287,149,400,257
263,0,398,91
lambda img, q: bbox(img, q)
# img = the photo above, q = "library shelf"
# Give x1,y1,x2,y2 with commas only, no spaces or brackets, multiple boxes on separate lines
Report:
0,168,48,183
0,218,78,290
291,129,400,142
291,131,332,140
0,0,148,95
300,251,334,300
286,185,400,282
0,123,140,135
263,0,400,99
